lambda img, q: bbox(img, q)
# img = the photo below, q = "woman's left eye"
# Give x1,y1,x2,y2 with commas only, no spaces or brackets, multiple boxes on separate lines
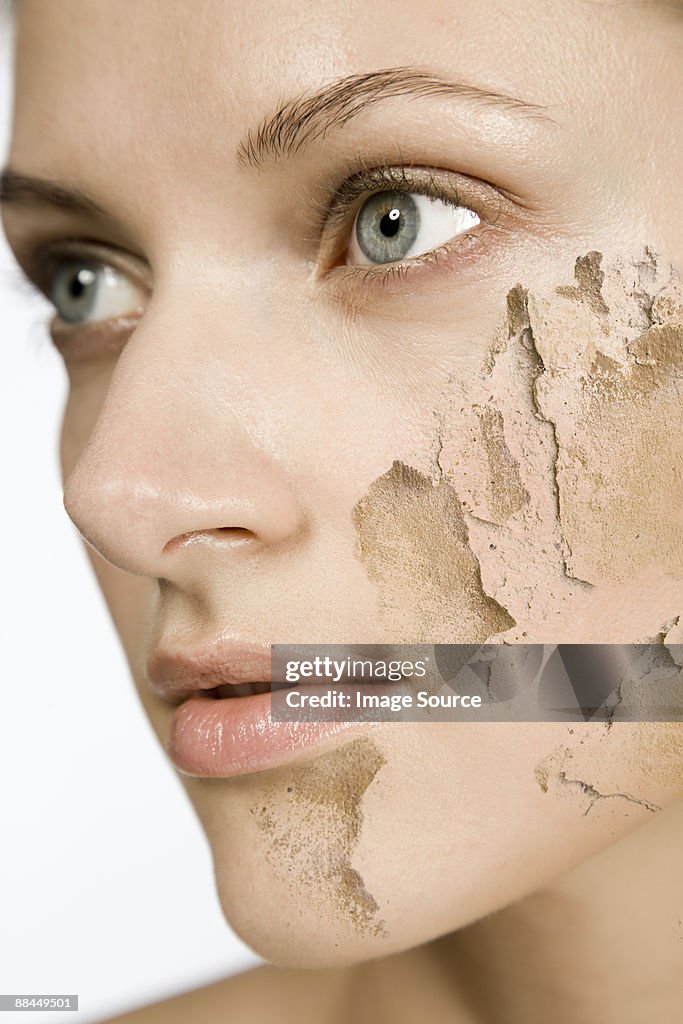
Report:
346,190,480,267
49,259,145,325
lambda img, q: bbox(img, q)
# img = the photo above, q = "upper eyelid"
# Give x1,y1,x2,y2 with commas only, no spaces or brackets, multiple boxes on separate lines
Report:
16,237,151,296
309,164,468,233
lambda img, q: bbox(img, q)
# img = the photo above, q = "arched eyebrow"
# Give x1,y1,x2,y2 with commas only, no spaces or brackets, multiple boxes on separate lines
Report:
236,65,554,169
0,66,553,213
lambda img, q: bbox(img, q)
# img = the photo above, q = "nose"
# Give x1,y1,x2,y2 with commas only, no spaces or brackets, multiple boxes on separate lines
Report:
62,291,308,582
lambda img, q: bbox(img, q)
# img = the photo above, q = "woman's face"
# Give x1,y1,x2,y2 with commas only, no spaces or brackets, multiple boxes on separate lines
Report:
4,0,683,967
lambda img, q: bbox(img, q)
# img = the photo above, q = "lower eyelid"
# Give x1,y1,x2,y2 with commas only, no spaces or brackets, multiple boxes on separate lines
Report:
50,311,143,362
323,206,484,276
320,220,500,302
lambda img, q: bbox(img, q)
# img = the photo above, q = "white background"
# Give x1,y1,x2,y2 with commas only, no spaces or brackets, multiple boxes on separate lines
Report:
0,17,260,1024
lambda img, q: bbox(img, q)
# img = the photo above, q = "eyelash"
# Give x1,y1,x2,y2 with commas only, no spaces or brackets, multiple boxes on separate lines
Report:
316,163,456,231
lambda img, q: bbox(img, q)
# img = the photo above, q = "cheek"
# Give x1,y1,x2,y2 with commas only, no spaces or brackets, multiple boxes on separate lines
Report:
82,548,153,664
352,719,683,947
337,719,682,963
60,362,115,478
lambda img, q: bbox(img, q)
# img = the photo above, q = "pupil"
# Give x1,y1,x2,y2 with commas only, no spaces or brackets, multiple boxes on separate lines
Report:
70,276,84,299
69,268,94,300
380,208,401,238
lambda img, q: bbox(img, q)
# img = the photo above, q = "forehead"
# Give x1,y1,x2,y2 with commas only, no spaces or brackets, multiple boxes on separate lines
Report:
9,0,676,251
11,0,574,164
10,0,679,164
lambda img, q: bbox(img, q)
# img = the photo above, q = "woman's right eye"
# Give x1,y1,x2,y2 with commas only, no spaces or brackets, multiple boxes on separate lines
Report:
49,259,145,325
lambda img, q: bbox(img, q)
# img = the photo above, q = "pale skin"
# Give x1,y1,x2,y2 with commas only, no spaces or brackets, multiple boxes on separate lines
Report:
3,1,683,1021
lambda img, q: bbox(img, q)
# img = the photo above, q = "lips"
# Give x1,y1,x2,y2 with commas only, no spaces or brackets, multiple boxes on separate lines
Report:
209,681,272,699
145,639,362,778
146,642,273,704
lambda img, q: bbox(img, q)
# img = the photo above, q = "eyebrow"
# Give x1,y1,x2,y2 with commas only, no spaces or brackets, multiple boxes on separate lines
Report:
0,171,108,216
236,65,553,169
0,66,552,213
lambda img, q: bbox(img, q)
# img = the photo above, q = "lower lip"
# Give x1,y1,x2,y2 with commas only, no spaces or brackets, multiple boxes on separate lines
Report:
167,691,364,777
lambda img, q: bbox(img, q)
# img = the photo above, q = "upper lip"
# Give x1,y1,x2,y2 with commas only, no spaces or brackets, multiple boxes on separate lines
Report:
146,638,272,705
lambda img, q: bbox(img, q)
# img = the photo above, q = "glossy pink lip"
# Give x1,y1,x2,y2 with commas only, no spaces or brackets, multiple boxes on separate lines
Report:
146,639,363,778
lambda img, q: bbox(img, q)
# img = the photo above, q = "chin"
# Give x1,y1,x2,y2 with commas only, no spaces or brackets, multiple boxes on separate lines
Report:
211,856,393,968
204,804,494,970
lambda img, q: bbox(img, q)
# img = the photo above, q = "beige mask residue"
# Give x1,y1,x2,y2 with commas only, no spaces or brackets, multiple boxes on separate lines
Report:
352,460,515,643
534,717,683,813
252,736,387,938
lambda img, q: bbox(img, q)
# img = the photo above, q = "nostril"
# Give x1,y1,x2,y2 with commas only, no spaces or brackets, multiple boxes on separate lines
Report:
163,527,256,554
208,527,254,540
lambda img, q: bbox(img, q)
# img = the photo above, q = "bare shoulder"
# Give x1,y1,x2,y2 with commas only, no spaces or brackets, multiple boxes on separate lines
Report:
99,963,350,1024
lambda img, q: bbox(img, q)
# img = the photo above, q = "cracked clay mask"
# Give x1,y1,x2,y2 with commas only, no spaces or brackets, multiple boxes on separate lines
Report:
353,249,683,649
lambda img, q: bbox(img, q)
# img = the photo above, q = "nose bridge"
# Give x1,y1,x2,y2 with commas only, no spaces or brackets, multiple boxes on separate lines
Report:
63,286,308,578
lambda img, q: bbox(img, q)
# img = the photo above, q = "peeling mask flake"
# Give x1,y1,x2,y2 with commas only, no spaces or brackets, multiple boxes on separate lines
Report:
352,460,515,643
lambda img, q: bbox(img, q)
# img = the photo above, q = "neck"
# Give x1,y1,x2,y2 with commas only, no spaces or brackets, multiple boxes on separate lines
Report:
433,797,683,1023
352,798,683,1024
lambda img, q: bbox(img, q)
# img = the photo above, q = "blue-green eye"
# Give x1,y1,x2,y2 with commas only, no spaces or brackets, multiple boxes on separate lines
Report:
50,259,144,324
348,190,480,266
